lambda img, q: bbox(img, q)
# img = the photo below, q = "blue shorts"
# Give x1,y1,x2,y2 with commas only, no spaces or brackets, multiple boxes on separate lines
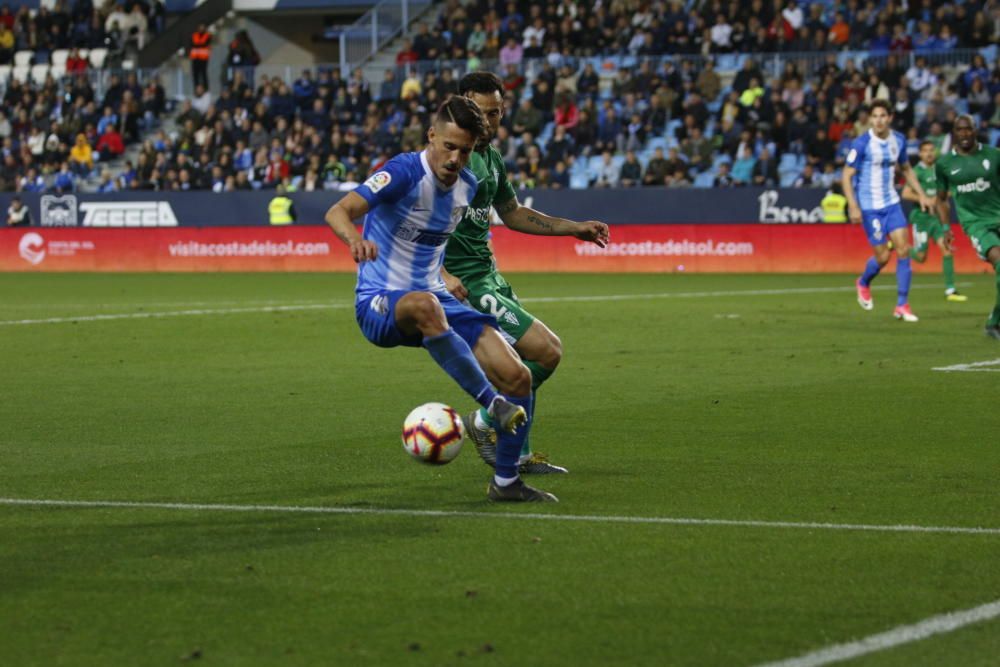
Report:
861,204,907,246
355,289,498,349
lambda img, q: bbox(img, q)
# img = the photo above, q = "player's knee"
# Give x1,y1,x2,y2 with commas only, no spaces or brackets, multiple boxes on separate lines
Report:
540,332,563,369
404,292,445,328
495,361,532,397
894,243,910,258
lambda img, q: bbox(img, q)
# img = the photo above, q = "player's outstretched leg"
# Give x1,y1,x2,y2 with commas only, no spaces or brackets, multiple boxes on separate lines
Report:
400,292,500,408
941,247,966,301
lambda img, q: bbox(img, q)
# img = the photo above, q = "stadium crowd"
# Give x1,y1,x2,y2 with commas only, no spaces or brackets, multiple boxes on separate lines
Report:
0,0,163,62
1,0,999,194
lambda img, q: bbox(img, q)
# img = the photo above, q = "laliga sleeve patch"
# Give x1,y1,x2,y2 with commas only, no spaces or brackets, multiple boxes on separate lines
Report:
365,171,392,193
846,149,857,164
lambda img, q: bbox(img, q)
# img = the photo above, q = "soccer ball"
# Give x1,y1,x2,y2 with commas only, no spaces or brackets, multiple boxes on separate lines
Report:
401,402,466,464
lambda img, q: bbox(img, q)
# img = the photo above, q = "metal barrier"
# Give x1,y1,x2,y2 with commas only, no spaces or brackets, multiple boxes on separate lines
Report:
329,0,431,75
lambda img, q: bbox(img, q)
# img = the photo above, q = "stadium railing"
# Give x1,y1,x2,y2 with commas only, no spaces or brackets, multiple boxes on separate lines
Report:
326,0,431,75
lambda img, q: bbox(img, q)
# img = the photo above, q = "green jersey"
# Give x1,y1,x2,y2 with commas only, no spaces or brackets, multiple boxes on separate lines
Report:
444,144,517,279
909,161,938,228
935,144,1000,230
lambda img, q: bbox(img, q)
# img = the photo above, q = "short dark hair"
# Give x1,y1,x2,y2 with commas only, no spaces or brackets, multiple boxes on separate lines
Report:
459,72,504,98
954,113,976,128
868,98,893,115
435,96,488,142
919,140,935,150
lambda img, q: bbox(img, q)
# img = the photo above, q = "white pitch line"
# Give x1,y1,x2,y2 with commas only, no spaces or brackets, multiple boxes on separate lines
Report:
0,303,350,326
750,598,1000,667
0,299,334,309
0,282,972,326
1,498,998,536
520,282,972,304
932,358,1000,373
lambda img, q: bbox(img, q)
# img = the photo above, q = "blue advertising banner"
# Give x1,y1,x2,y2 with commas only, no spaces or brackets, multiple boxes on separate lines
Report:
3,188,836,229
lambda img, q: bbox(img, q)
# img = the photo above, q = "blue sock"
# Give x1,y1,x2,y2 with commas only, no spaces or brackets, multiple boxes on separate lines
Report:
423,329,497,408
860,257,881,287
520,390,535,457
496,393,532,479
896,257,912,306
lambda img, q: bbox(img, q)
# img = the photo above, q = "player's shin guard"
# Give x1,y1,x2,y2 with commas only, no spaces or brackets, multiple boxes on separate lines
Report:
495,393,532,479
423,329,497,408
860,257,881,286
943,256,956,292
896,257,912,306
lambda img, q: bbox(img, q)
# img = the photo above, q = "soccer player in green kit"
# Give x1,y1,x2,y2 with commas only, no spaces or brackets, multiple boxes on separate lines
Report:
442,72,610,474
903,140,966,301
934,115,1000,340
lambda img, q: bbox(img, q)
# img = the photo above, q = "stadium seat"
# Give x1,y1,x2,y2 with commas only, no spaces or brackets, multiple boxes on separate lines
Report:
11,66,29,83
990,128,1000,147
693,171,715,188
779,153,799,171
780,172,797,187
712,153,732,168
569,173,589,189
979,44,998,62
49,65,66,81
13,50,33,67
647,136,668,152
30,64,49,85
0,65,10,84
50,49,70,68
89,48,109,69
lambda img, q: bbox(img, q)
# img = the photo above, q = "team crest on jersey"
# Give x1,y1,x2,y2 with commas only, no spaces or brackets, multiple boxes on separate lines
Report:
364,171,391,193
451,205,468,225
984,159,991,171
370,295,389,316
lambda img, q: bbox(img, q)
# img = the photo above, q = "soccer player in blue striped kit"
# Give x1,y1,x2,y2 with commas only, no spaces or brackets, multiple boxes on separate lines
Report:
324,96,557,502
844,99,936,322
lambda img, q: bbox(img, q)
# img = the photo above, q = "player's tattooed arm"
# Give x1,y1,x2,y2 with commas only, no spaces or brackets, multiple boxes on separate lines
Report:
498,199,609,246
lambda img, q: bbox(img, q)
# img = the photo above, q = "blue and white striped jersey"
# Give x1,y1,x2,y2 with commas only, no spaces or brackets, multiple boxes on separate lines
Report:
846,129,907,210
353,150,477,298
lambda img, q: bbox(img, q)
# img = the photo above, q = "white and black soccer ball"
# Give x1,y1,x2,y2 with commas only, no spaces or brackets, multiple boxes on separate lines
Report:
401,402,465,464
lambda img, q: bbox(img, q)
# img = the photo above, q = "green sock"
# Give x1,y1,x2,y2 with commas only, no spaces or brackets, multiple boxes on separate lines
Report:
990,263,1000,327
942,255,955,291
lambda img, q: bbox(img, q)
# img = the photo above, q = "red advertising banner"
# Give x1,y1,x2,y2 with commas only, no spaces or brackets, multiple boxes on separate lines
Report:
0,225,986,273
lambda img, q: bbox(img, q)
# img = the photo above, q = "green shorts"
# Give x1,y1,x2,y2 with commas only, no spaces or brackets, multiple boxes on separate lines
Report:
461,271,535,344
965,223,1000,261
910,215,946,249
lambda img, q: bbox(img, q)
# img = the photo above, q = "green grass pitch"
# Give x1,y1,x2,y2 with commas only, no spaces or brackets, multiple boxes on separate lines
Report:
1,272,999,667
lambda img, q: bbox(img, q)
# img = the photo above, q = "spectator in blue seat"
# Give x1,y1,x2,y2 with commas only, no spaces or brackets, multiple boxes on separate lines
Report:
731,146,756,185
52,162,76,193
620,150,642,187
592,150,620,188
713,162,736,187
293,69,316,108
269,83,296,120
378,69,400,103
751,148,778,187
